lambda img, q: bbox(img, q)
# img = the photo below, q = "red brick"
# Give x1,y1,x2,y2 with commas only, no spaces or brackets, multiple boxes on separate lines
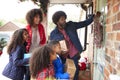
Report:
106,17,111,24
113,22,120,31
104,76,108,80
107,1,113,11
109,49,115,58
112,15,116,23
112,68,117,74
111,58,117,68
110,33,116,40
107,33,116,40
106,25,112,32
108,64,113,73
107,0,111,3
104,68,110,78
116,52,120,63
107,11,111,17
107,33,112,40
116,32,120,41
116,63,120,71
117,12,120,21
113,4,119,13
105,55,111,63
105,48,108,54
106,40,113,48
113,33,117,40
112,0,120,6
106,48,114,57
114,42,120,51
107,2,110,11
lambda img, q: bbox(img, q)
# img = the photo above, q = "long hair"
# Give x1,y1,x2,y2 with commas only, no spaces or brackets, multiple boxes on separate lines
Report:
30,45,54,78
26,8,43,26
7,28,27,54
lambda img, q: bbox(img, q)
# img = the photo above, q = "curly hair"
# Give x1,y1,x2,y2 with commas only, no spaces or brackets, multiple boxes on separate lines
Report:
47,40,59,48
26,8,43,26
52,11,67,25
30,45,54,78
7,28,28,54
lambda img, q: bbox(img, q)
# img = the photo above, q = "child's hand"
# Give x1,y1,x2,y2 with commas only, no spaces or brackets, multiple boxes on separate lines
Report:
61,51,69,58
61,50,69,54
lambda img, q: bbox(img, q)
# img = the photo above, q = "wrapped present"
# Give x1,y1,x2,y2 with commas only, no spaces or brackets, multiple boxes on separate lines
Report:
78,62,86,70
59,40,68,52
78,57,89,70
64,59,76,79
24,53,31,66
24,53,31,58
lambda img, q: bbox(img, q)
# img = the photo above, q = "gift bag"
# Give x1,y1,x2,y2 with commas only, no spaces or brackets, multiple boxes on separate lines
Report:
64,59,76,79
59,40,68,52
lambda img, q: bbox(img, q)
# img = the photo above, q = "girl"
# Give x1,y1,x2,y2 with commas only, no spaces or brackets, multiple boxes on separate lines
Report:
2,28,29,80
48,40,70,79
30,45,57,80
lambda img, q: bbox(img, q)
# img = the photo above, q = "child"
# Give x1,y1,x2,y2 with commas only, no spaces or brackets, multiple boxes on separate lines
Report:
2,28,29,80
30,45,57,80
48,40,70,79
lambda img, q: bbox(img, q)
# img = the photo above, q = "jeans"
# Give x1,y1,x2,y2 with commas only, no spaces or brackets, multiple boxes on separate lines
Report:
24,66,30,80
68,53,80,80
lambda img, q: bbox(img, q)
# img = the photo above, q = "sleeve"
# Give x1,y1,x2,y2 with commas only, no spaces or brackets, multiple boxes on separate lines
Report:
53,58,64,73
37,69,50,80
53,58,70,79
55,73,70,79
12,46,29,66
50,30,63,41
50,31,56,40
73,15,94,29
37,72,46,80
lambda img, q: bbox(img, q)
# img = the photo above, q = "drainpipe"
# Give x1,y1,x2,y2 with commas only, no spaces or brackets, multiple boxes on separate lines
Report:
83,11,88,51
83,2,93,51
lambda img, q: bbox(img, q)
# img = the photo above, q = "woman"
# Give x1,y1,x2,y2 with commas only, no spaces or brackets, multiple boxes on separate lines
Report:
26,8,46,53
25,8,46,80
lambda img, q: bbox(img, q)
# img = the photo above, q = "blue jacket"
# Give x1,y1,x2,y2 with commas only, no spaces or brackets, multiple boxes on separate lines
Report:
2,45,29,80
53,56,69,79
50,15,94,54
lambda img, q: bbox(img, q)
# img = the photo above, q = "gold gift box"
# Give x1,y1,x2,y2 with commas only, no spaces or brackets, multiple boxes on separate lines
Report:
64,59,76,79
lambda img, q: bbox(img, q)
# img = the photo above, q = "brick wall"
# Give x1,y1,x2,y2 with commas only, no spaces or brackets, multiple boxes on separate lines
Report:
104,0,120,80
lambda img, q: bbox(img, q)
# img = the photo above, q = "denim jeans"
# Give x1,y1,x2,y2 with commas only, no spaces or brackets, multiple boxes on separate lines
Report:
24,66,30,80
68,53,80,80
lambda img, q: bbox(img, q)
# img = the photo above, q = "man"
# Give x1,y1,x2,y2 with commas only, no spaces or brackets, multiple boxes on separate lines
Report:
50,11,94,80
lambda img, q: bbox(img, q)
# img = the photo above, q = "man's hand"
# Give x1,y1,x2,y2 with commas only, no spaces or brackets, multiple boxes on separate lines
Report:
95,11,101,18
